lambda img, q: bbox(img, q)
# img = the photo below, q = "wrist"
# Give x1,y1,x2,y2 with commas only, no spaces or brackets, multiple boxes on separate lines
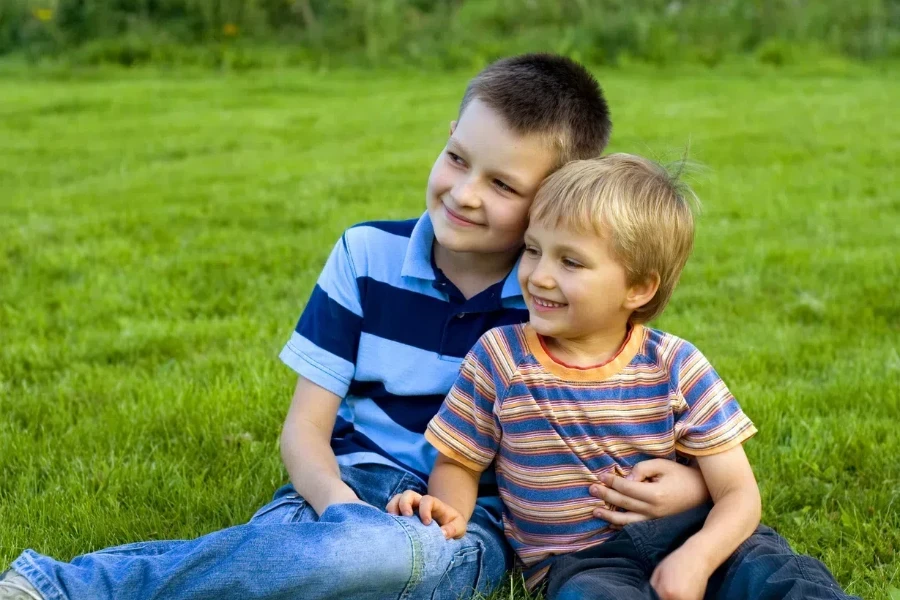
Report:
678,533,723,575
311,482,360,514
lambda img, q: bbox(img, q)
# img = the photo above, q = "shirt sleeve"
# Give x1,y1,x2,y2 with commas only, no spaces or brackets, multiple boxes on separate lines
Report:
279,232,362,398
425,334,502,473
672,342,757,457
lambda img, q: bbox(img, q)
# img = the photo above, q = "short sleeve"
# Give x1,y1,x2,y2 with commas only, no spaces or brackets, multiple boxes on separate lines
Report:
671,342,757,456
279,233,362,398
425,335,502,472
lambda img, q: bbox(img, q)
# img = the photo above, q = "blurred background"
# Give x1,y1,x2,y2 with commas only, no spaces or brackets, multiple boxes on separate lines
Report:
1,0,898,69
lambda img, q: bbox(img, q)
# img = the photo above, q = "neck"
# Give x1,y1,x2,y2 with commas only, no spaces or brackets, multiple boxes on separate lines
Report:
544,322,631,368
433,242,520,288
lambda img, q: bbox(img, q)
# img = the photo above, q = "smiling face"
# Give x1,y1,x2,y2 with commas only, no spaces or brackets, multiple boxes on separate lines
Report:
517,221,656,346
426,99,558,258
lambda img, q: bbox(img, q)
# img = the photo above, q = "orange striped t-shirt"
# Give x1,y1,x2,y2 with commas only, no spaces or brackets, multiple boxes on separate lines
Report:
425,323,756,584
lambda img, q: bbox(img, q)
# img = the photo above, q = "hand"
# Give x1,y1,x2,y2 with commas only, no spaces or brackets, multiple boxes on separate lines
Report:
651,546,711,600
386,490,468,539
590,460,710,527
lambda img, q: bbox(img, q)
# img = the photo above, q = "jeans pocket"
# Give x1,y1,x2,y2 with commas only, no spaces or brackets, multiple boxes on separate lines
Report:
250,491,311,524
431,541,485,600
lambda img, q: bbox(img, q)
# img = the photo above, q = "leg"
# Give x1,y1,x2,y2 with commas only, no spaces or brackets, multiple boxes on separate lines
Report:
545,532,656,600
709,525,861,600
7,463,510,600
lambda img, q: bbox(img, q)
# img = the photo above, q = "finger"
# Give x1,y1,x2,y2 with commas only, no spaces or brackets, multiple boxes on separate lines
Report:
630,458,668,482
599,474,662,506
385,494,401,514
442,516,467,539
418,495,435,525
592,506,649,526
398,491,421,517
429,498,453,526
590,483,652,514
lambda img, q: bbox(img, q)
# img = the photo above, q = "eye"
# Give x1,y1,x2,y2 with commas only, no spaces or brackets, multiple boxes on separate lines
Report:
493,179,517,194
447,151,466,166
523,245,540,257
562,258,583,269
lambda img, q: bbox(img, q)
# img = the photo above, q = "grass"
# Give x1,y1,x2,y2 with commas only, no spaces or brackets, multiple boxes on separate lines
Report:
0,65,898,599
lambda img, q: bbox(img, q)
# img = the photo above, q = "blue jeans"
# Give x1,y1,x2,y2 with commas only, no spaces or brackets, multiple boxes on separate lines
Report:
546,504,859,600
11,463,511,600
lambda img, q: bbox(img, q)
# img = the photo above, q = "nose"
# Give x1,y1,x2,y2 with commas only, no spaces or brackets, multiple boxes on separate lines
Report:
528,257,556,290
451,176,482,209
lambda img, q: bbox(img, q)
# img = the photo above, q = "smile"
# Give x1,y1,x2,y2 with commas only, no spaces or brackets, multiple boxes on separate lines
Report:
531,295,567,309
444,204,480,226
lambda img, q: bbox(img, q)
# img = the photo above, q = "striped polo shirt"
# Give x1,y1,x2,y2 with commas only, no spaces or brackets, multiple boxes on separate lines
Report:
279,213,529,483
426,322,756,582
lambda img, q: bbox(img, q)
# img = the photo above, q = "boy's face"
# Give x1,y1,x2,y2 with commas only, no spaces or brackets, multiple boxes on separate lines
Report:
426,99,557,258
518,222,646,341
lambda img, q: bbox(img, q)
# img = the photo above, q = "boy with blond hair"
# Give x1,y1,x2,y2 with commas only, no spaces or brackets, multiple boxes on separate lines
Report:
389,155,860,600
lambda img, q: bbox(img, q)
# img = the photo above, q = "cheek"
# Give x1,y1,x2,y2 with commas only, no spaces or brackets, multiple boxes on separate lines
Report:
517,263,531,288
491,201,530,234
427,161,451,195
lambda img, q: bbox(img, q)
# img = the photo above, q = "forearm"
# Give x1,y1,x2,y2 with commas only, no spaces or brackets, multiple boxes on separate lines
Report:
427,454,481,522
682,484,761,574
281,419,358,514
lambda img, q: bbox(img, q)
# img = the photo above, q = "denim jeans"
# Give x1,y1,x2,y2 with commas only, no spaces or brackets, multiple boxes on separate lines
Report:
11,463,511,600
546,504,860,600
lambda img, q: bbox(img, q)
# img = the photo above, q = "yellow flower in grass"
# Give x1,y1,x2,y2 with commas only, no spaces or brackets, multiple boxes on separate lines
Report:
222,23,239,37
33,8,54,22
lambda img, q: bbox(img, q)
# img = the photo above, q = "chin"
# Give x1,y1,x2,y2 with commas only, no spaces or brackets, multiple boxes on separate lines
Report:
528,316,558,336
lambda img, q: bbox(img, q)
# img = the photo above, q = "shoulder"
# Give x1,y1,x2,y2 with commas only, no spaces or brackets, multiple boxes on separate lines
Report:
468,324,530,378
339,218,418,272
343,218,417,250
639,327,702,370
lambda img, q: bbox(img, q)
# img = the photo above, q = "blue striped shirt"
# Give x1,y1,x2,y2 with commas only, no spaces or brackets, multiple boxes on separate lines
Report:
279,212,529,482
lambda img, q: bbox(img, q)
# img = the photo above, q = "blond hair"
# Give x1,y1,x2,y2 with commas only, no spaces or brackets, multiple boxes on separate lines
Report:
529,153,698,323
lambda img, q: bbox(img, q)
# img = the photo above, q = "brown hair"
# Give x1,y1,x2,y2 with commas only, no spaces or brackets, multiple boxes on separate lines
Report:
530,154,699,323
460,53,612,166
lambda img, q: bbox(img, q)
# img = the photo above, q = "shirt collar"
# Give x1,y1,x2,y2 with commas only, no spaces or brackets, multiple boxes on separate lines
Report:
401,211,525,302
500,255,524,300
401,212,437,281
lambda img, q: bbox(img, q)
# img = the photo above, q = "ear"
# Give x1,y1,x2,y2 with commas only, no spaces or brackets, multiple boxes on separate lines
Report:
624,272,661,312
449,120,457,135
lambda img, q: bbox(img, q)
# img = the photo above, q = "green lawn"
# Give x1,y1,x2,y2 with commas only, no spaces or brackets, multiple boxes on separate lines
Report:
0,66,898,599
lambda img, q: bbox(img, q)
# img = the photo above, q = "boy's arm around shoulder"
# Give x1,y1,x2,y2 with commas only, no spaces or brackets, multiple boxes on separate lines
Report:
281,377,362,515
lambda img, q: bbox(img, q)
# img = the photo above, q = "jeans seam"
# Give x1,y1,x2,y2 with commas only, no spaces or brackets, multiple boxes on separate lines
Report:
388,513,425,600
11,552,66,600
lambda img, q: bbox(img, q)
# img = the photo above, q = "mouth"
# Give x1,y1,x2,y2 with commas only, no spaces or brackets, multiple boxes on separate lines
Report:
530,294,567,311
443,204,481,227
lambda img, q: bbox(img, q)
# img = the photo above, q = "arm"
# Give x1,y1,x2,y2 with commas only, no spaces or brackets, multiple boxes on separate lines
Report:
427,453,481,524
280,376,362,515
386,452,480,539
650,445,761,600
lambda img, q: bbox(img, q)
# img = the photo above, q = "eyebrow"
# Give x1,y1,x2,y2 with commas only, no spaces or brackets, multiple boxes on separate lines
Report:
447,138,528,191
526,236,589,258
